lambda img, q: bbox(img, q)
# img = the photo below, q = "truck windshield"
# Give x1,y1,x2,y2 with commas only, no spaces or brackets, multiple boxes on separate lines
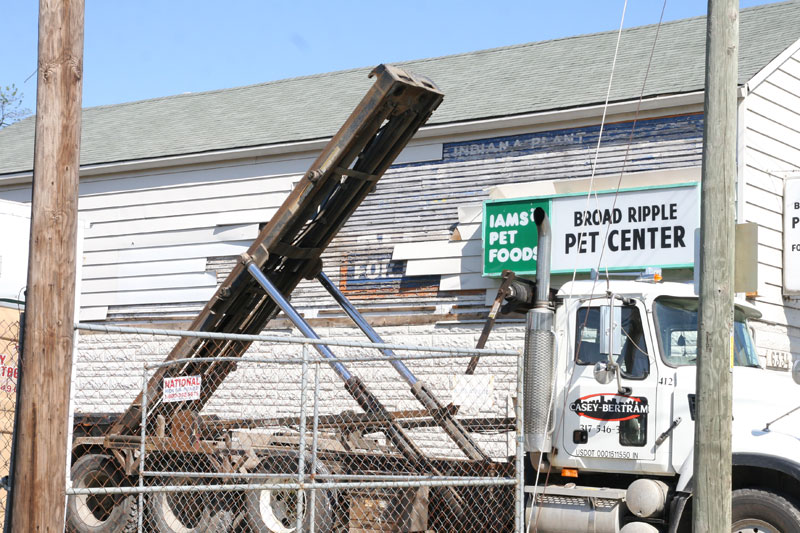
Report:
653,297,760,367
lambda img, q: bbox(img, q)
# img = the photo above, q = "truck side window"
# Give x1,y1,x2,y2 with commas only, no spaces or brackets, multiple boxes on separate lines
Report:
575,308,603,366
575,307,649,379
653,297,760,368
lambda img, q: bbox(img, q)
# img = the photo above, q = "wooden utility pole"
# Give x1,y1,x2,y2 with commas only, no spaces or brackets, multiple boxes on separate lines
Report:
694,0,738,531
10,0,84,531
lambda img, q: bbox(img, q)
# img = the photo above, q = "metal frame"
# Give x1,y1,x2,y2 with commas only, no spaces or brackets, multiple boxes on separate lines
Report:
109,64,444,437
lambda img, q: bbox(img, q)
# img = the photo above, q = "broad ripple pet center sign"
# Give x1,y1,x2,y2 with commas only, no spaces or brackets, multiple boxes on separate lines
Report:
483,184,699,276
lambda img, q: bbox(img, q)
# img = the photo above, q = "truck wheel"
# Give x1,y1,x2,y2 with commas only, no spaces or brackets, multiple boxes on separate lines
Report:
731,488,800,533
66,453,137,533
147,477,233,532
244,457,333,533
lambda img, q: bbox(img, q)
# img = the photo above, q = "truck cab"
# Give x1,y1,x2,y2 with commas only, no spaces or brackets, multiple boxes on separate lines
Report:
526,278,800,532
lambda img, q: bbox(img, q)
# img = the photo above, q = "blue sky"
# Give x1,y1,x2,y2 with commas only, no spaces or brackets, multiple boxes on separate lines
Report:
1,1,777,116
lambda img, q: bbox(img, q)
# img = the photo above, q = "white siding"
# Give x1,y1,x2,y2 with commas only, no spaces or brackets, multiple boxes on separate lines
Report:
0,113,707,328
0,143,446,324
0,112,714,333
743,51,800,368
0,158,298,321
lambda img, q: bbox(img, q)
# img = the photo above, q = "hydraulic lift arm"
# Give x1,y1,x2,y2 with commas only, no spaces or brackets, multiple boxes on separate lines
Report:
110,64,444,436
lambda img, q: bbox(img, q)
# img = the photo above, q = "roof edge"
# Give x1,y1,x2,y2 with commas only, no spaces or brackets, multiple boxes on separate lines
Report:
0,91,707,184
744,36,800,93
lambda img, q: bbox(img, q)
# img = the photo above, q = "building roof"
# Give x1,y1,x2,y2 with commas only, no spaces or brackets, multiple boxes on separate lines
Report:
1,1,798,176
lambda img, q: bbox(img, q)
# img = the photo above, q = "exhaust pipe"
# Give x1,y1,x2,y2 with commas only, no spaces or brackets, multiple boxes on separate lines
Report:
524,207,555,453
533,207,551,308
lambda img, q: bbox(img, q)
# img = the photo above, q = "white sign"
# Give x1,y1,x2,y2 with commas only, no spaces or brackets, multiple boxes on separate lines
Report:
784,179,800,294
550,185,698,273
163,375,202,403
0,201,32,302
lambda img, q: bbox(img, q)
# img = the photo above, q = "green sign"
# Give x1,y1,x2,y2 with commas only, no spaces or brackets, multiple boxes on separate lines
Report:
483,198,551,277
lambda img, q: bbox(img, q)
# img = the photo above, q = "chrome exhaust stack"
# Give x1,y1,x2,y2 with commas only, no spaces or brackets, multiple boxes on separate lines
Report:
523,207,555,453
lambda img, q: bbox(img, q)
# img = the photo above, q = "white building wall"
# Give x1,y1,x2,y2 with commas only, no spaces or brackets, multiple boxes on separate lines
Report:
0,199,33,303
0,142,448,325
743,48,800,370
0,109,709,420
4,95,797,428
74,322,522,459
0,156,303,321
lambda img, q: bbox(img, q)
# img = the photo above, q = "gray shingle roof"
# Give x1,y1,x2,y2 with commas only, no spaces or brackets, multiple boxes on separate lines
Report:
1,1,798,176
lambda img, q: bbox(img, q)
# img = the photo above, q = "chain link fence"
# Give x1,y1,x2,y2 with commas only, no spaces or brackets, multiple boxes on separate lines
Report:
0,315,20,530
66,324,524,532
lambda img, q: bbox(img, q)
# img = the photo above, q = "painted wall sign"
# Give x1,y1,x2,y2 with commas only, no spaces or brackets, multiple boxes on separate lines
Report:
339,251,438,298
442,114,703,163
569,393,650,422
784,179,800,295
483,184,698,276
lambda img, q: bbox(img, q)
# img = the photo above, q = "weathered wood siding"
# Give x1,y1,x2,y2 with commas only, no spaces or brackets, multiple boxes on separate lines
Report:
0,115,704,326
367,114,704,319
743,48,800,369
0,158,298,322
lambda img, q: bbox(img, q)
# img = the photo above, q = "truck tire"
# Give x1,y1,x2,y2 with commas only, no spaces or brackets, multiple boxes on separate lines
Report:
244,457,333,533
731,488,800,533
146,477,233,532
66,453,137,533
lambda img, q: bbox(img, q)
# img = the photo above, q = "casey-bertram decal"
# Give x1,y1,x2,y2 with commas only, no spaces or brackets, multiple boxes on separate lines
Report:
569,393,649,422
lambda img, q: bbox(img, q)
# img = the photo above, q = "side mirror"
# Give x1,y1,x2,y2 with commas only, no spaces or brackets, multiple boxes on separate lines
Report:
792,359,800,386
599,305,622,356
593,361,616,385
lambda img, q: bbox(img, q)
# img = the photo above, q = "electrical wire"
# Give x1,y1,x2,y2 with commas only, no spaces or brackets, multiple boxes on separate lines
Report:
569,0,631,292
597,0,669,291
528,1,670,531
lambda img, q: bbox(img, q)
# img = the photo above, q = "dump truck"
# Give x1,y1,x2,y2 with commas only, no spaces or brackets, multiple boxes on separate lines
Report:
63,64,800,533
514,208,800,532
65,65,517,533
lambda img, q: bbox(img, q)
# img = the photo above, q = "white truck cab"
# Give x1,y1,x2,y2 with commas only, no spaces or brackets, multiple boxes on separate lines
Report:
552,279,800,471
522,208,800,532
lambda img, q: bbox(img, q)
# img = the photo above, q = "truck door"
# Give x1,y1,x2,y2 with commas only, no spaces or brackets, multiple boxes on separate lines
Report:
561,300,659,462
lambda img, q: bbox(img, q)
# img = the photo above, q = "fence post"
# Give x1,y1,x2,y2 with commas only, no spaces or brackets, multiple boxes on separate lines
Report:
296,344,309,531
309,361,320,533
515,348,525,533
139,363,147,533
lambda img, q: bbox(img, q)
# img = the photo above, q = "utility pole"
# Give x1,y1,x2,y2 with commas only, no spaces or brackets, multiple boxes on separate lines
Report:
10,0,84,531
694,0,738,531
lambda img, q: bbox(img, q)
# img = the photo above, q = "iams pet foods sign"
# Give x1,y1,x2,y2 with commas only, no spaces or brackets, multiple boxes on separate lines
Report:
483,184,698,276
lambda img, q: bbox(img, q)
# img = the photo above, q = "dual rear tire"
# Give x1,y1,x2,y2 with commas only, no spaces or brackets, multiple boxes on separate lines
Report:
66,454,137,533
66,452,335,533
146,477,233,532
66,454,232,533
244,456,334,533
